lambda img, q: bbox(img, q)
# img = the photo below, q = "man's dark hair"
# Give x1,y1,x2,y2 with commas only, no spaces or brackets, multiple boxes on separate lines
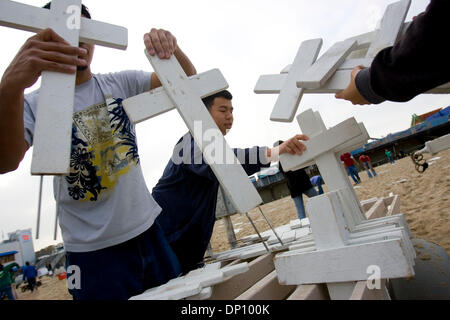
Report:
202,90,233,110
43,2,92,19
25,261,30,266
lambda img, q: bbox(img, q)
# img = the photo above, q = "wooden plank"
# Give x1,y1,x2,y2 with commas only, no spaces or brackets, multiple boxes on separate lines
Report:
0,0,128,50
235,270,296,300
279,117,362,172
349,280,390,300
424,133,450,155
386,195,401,216
327,282,357,300
365,199,387,220
305,192,350,250
361,197,378,213
270,39,323,122
146,52,262,213
287,284,330,300
123,69,228,124
208,253,275,300
275,239,414,285
297,39,357,89
256,70,450,95
31,0,81,175
366,0,411,58
277,57,372,74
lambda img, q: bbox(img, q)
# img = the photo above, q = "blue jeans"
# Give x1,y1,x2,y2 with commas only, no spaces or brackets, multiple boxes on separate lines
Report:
346,165,361,184
387,156,395,164
363,162,377,178
0,286,14,300
65,222,181,300
312,176,324,195
292,187,319,220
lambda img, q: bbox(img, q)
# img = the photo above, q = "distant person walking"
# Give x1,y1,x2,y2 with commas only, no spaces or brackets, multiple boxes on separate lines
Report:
385,149,395,164
22,262,38,292
359,154,377,178
340,152,361,185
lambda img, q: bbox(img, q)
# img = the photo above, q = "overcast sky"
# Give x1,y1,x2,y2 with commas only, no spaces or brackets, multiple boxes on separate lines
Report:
0,0,446,251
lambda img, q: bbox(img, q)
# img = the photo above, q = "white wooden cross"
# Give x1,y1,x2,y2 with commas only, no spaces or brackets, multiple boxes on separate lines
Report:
123,52,263,214
254,0,450,123
273,109,415,299
0,0,128,175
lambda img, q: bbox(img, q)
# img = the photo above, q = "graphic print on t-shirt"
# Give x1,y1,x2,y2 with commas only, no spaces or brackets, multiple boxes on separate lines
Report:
66,97,139,201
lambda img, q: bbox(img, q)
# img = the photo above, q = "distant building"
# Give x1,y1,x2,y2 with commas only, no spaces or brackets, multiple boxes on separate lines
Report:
0,229,36,266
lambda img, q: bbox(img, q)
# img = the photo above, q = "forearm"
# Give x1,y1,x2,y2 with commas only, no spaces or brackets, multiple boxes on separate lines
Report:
0,83,28,173
174,47,197,77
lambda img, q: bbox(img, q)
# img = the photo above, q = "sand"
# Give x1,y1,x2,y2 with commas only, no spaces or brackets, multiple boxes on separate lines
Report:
14,148,450,300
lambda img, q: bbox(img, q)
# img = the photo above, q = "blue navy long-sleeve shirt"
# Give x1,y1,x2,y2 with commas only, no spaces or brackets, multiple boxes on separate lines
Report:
152,133,270,267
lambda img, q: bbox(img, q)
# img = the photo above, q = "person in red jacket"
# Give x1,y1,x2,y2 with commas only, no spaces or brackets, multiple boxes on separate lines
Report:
359,154,377,178
340,152,361,185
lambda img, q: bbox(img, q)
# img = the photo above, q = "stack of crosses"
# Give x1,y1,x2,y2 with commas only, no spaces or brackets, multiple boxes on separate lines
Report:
273,109,415,299
254,0,450,123
252,0,433,299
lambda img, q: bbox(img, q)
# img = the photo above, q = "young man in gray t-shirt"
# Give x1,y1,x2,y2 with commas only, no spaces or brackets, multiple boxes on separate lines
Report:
0,3,196,300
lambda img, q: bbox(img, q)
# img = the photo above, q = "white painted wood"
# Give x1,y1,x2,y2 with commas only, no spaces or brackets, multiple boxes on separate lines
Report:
270,39,323,122
235,270,296,300
419,133,450,155
30,0,81,175
208,253,275,300
146,51,262,213
287,284,330,300
279,117,363,172
364,199,387,220
123,69,228,124
349,280,390,300
186,287,213,300
294,227,311,240
339,58,372,70
255,69,450,95
327,282,357,300
280,230,297,244
386,195,401,216
277,57,372,74
275,239,414,285
366,0,411,58
0,0,128,49
0,0,128,175
300,218,310,227
297,39,357,89
290,219,302,230
305,192,350,250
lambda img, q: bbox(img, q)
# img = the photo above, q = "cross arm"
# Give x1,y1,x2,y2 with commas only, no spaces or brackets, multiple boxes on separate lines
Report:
279,117,363,172
123,69,228,124
0,0,127,49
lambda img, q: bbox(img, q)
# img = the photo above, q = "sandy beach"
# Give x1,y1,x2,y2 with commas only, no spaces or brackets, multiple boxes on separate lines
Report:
13,148,450,300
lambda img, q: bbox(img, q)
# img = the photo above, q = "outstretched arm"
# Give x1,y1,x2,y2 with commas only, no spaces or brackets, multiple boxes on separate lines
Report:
144,28,197,90
336,0,449,105
266,134,309,162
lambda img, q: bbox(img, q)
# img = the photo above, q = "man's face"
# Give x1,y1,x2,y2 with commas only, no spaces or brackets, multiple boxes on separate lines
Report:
208,97,234,135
